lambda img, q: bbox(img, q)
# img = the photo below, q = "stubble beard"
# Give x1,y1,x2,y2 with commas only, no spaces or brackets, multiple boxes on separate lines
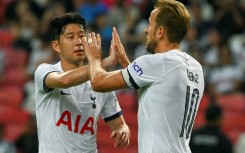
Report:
146,38,157,54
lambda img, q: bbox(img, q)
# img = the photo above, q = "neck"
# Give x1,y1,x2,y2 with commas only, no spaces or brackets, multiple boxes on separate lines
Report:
155,41,180,53
61,60,83,72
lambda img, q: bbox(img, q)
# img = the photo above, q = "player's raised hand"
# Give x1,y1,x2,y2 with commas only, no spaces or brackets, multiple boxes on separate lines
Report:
110,124,130,149
103,30,118,67
82,32,102,61
113,27,130,68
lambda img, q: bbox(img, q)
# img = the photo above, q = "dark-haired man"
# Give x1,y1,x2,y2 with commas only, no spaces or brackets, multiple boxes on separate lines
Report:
34,12,130,153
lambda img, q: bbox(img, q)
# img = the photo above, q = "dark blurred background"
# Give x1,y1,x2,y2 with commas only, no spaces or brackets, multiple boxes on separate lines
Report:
0,0,245,153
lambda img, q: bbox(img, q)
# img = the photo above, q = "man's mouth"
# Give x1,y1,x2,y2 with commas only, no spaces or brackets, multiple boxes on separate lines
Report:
74,47,84,53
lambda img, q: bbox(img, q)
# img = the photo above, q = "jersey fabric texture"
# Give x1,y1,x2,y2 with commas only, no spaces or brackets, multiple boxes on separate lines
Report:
34,62,122,153
122,49,204,153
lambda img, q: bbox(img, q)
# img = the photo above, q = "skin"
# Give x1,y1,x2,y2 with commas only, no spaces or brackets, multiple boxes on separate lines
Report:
44,23,130,149
82,8,180,92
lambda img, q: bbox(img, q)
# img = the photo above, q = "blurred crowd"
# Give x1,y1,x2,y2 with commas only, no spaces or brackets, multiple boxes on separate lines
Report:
0,0,245,153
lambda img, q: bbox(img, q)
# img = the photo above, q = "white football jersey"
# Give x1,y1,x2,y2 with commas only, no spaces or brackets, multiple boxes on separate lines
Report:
122,49,204,153
35,62,122,153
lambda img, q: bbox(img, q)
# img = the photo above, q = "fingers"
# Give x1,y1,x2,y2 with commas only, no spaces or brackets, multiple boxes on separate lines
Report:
91,32,97,45
113,27,124,55
111,130,130,149
82,32,102,60
96,34,101,47
87,33,92,45
112,28,120,56
115,132,130,149
110,131,117,139
84,32,101,46
110,32,116,56
113,27,122,45
81,37,88,48
111,31,115,47
107,30,118,66
116,139,130,149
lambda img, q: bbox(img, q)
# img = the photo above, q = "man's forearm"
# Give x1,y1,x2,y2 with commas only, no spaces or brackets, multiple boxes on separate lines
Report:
88,58,106,86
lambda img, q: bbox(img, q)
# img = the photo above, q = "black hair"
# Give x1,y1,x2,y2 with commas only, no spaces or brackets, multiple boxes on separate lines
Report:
50,12,86,41
205,104,222,122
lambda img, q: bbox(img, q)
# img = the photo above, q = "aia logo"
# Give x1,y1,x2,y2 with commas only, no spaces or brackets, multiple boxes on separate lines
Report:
132,62,143,76
56,111,95,135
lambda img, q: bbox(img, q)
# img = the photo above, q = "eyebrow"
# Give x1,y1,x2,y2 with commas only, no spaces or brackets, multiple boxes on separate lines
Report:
64,31,85,36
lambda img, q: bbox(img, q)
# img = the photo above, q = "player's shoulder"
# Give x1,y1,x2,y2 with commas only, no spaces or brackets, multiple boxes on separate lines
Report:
136,54,155,60
147,50,184,67
36,63,51,70
186,53,203,70
134,53,161,65
170,50,202,69
36,62,60,72
34,62,61,81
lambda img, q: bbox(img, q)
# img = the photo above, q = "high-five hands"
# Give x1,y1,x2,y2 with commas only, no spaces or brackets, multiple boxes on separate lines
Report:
82,31,118,69
82,27,130,68
112,27,130,68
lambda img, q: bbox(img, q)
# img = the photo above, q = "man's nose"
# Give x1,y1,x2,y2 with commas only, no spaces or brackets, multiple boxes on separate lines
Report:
78,37,83,43
76,37,82,45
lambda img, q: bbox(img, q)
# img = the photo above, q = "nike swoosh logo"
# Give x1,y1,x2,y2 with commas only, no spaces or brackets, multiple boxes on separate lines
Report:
60,90,72,95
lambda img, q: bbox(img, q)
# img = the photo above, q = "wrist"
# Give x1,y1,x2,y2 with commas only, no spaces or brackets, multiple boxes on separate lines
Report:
120,59,130,68
102,57,114,70
87,56,101,62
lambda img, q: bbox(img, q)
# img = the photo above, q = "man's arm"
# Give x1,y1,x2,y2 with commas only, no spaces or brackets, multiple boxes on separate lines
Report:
45,66,89,89
107,116,130,149
82,29,130,92
44,34,118,89
89,61,127,92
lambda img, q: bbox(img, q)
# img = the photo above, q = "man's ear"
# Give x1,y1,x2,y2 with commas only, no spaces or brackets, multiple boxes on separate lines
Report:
157,26,165,39
51,40,61,53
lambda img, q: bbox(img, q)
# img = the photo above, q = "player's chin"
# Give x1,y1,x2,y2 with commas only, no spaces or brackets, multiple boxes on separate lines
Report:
73,56,85,63
75,53,85,59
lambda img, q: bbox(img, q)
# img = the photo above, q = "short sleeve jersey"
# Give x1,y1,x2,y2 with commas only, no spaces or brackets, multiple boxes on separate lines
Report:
34,62,122,153
122,50,204,153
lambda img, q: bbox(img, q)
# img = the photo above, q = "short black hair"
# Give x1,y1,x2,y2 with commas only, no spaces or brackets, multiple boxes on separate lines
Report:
50,12,86,41
205,104,222,122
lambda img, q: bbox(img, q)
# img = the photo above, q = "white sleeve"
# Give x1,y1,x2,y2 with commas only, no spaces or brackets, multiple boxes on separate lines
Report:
122,55,163,89
34,63,59,93
101,92,122,122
